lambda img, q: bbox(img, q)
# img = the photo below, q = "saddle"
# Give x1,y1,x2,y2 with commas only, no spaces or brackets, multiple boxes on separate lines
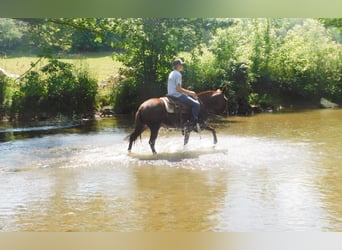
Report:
160,96,192,128
160,96,192,114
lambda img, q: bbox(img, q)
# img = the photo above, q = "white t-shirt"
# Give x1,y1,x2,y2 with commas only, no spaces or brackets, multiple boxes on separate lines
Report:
167,70,182,97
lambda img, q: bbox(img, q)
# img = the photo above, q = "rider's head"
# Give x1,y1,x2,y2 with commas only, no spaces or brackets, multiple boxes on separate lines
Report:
173,58,185,71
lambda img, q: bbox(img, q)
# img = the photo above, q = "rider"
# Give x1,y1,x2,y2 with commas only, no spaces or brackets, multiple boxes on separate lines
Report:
167,58,200,131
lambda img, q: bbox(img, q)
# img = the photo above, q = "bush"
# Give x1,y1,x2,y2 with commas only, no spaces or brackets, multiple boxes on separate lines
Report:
111,78,139,114
0,76,12,118
110,66,166,114
10,59,98,120
184,49,252,114
269,19,342,101
183,49,223,92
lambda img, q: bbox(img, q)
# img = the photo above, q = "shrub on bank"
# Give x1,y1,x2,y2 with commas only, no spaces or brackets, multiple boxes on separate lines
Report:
0,75,13,119
10,59,98,120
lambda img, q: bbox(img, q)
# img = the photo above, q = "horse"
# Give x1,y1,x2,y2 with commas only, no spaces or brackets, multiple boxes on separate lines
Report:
128,86,228,154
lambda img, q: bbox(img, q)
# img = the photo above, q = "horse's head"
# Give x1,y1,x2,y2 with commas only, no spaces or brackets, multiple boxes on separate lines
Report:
199,86,228,116
211,86,228,115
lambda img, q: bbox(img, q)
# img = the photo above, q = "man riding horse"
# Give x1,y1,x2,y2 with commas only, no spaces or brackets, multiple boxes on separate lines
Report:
127,58,228,154
167,59,201,133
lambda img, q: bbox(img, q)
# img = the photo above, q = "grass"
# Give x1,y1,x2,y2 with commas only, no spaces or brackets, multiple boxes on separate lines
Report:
0,52,122,82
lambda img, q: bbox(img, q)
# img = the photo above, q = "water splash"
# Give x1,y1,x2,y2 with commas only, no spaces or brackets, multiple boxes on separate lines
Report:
0,130,315,173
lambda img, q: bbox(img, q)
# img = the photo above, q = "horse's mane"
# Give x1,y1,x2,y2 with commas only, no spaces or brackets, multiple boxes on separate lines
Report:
196,90,221,108
197,90,219,96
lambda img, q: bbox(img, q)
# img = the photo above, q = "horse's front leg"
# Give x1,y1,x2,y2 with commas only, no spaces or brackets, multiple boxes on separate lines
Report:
205,125,217,144
184,127,191,145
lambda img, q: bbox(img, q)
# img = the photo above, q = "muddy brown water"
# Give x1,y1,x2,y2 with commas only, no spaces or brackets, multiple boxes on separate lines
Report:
0,109,341,231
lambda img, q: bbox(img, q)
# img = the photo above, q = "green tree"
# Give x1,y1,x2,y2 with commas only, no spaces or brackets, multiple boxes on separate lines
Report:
0,18,28,53
320,18,342,32
269,19,342,101
188,18,342,111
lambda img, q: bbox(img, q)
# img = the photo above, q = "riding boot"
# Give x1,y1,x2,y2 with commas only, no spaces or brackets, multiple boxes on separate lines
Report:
195,123,201,133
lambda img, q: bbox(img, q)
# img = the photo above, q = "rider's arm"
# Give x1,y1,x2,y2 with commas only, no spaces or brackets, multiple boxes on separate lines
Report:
176,84,197,99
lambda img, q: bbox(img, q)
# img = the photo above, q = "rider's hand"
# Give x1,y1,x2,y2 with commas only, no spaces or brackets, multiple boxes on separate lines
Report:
191,91,198,99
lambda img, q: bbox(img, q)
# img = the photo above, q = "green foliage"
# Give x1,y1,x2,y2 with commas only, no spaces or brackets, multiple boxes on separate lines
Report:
15,18,117,55
2,18,342,117
111,77,139,114
11,59,98,119
0,76,11,117
248,93,275,107
0,78,6,111
70,29,115,52
320,18,342,32
0,18,29,53
269,19,342,100
17,71,46,114
182,49,220,92
184,20,255,112
186,19,342,113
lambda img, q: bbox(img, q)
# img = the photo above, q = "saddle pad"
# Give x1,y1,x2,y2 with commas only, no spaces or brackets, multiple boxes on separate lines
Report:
160,97,175,113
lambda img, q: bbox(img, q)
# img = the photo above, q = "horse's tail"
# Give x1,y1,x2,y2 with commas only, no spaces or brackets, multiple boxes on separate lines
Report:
127,108,145,151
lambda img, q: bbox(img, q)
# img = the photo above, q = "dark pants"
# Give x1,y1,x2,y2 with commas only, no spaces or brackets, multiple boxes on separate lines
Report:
177,94,200,122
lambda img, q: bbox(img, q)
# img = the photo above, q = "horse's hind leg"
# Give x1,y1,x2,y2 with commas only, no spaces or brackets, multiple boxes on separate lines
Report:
128,131,140,152
205,125,218,144
148,124,160,154
128,110,145,152
128,126,145,152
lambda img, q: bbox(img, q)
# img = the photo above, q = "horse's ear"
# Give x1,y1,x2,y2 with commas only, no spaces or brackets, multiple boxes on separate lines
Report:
221,85,227,93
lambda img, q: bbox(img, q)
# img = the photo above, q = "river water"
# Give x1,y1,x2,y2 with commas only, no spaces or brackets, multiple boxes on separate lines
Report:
0,110,341,231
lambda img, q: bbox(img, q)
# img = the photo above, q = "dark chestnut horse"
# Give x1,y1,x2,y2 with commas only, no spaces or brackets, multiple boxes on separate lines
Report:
128,86,228,154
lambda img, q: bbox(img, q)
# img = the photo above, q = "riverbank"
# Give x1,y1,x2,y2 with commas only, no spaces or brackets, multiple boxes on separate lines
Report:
0,102,338,123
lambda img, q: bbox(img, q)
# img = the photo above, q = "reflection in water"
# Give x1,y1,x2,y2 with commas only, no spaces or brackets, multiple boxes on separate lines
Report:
0,110,342,231
131,166,228,231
